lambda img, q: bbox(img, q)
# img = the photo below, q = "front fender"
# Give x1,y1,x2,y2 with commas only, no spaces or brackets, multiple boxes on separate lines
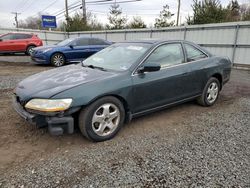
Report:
52,73,133,110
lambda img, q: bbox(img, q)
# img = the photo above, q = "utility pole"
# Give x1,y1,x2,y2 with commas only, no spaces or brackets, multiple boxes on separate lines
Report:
82,0,87,25
65,0,69,27
11,12,21,28
176,0,180,26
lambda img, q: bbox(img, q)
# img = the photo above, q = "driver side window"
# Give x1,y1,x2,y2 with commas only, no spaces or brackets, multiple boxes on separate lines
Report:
144,43,184,69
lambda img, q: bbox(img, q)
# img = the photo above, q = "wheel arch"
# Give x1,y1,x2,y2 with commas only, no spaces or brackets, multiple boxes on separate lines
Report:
211,73,223,90
50,51,66,58
26,44,37,52
26,44,37,49
50,51,67,63
80,94,131,122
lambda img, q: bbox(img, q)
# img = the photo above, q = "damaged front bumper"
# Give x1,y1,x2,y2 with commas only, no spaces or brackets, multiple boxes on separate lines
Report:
12,96,80,136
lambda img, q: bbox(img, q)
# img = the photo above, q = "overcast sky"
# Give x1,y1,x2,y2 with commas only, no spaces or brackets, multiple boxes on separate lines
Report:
0,0,249,28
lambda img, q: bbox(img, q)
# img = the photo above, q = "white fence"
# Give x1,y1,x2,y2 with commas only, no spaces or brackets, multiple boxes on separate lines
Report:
0,28,67,45
1,21,250,65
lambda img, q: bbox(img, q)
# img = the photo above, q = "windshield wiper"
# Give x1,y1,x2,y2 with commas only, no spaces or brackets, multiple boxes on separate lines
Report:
83,64,107,71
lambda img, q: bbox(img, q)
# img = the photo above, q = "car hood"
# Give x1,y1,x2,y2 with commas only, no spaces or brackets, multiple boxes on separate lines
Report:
15,64,116,101
33,45,58,51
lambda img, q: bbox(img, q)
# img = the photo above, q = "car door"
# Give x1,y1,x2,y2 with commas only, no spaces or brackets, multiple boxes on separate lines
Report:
68,38,91,61
183,43,210,95
11,34,31,52
131,42,196,113
0,33,15,52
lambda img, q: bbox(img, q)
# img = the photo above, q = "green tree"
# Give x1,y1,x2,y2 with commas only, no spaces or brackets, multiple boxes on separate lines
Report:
60,12,104,32
107,3,127,29
127,16,146,29
154,5,175,28
187,0,227,25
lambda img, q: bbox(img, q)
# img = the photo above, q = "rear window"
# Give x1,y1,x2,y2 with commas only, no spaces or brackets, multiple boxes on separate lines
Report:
90,38,108,45
14,34,32,39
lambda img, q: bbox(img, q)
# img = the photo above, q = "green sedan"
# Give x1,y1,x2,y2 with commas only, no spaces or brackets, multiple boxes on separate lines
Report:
13,40,232,142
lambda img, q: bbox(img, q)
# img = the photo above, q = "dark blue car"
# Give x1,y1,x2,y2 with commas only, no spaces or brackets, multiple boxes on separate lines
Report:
31,37,111,67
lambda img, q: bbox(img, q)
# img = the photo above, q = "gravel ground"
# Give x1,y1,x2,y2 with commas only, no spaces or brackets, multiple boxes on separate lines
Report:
0,54,31,63
0,60,249,187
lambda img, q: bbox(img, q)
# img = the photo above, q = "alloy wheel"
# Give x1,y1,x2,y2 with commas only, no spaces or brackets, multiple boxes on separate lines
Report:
53,54,65,67
206,82,219,103
92,103,120,137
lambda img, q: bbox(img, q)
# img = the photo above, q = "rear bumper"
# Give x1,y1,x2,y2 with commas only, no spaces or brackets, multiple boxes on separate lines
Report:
12,97,75,135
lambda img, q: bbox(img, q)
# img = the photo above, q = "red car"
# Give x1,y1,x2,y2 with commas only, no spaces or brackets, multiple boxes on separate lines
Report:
0,32,43,55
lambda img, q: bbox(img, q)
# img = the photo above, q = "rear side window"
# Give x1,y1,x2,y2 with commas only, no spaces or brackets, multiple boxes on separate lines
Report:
0,34,15,40
184,43,207,62
75,38,90,46
90,38,108,45
14,34,32,40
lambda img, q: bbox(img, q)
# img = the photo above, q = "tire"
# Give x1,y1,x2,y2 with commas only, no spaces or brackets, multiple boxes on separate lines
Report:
79,96,125,142
51,53,66,67
197,77,221,106
26,45,36,55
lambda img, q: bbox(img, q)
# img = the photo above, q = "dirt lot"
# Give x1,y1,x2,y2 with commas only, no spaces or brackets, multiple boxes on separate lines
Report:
0,59,249,187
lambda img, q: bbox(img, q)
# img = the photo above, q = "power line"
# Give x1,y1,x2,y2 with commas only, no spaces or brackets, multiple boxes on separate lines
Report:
15,0,30,11
14,0,26,11
55,0,112,17
19,0,33,13
30,0,60,17
52,0,81,16
40,0,60,13
87,0,142,6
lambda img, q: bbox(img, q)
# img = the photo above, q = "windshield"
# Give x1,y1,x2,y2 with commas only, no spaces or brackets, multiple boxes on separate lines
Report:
83,43,151,71
57,38,75,46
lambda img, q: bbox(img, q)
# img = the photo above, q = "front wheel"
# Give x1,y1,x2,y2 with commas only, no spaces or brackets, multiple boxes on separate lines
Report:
78,96,125,142
51,53,66,67
197,77,220,106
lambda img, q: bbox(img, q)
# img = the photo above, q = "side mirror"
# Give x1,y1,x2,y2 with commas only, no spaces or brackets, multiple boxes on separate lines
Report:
69,45,74,49
0,39,2,42
137,63,161,73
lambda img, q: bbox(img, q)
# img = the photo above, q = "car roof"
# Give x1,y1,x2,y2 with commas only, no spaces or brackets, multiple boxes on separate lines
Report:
76,36,106,40
7,32,34,35
122,39,193,44
119,39,212,56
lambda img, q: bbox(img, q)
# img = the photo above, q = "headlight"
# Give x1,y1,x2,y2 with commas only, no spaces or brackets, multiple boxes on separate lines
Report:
25,98,72,112
42,48,52,53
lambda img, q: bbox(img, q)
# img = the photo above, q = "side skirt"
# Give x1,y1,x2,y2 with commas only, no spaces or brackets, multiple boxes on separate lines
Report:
131,94,201,119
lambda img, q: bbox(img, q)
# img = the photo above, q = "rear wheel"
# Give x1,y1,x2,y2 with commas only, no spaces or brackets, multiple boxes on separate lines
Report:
197,77,220,106
26,45,36,55
51,53,66,67
78,96,125,142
